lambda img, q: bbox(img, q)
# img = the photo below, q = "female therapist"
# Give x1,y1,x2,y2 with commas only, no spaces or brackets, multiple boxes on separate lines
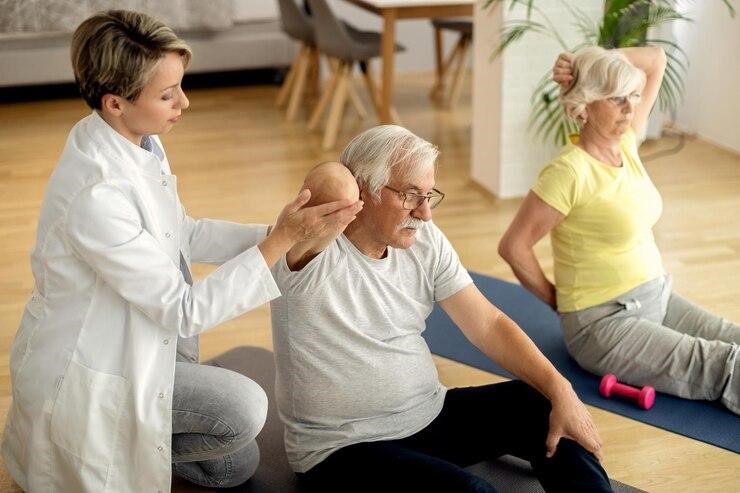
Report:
1,10,361,493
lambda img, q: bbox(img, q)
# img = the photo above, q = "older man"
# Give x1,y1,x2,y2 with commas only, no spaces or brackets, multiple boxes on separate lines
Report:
270,126,612,492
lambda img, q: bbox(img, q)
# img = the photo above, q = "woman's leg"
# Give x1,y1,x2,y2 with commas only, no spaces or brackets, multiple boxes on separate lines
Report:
662,291,740,344
173,441,261,489
662,292,740,412
170,362,268,488
570,311,739,413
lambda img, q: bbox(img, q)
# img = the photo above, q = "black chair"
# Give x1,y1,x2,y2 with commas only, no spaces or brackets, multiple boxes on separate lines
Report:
306,0,404,150
275,0,368,123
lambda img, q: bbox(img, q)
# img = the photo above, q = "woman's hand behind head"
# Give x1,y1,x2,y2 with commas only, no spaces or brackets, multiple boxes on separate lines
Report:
552,52,575,90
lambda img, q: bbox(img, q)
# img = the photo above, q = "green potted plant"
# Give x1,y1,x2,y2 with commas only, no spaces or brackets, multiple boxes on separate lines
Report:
485,0,736,145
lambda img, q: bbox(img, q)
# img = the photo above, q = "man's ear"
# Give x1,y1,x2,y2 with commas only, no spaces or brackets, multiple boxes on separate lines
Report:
359,188,370,202
101,94,125,116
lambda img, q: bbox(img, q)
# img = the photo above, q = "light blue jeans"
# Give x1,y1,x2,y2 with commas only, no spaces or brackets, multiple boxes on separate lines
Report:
171,362,268,488
560,275,740,414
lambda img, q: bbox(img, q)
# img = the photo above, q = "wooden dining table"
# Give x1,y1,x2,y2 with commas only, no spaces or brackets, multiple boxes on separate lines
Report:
342,0,473,123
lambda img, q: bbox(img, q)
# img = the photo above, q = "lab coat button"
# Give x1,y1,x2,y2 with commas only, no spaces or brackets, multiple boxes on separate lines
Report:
161,180,168,186
163,338,169,345
165,232,171,238
158,392,165,399
157,445,164,452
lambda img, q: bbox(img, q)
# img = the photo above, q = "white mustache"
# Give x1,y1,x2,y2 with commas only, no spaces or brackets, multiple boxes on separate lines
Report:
400,217,426,230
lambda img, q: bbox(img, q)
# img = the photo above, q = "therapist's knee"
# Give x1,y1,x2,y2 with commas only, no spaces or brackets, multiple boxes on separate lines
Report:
218,371,268,446
223,440,261,487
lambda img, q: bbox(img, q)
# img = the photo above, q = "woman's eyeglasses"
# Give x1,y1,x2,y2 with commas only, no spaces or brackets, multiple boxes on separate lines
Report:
607,93,641,107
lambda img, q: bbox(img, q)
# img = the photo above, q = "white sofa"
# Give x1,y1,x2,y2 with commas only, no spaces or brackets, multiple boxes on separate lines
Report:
0,0,297,88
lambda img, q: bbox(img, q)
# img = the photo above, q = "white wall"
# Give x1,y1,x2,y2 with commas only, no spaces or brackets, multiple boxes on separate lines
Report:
471,1,602,198
673,1,740,154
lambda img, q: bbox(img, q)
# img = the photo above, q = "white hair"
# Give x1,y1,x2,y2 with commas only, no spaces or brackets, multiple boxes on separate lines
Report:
560,46,646,125
340,125,439,202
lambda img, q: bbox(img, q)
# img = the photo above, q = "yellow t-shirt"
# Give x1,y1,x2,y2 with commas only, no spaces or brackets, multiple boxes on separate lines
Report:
531,128,664,312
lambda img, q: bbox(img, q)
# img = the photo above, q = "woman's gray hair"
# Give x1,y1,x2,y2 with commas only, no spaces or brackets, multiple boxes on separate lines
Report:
560,46,646,125
340,125,439,202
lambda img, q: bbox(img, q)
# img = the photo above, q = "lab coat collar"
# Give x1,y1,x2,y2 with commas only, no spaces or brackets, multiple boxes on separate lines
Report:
86,110,164,178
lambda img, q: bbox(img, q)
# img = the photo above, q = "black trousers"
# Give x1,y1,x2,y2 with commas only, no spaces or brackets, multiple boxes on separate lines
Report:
299,380,613,493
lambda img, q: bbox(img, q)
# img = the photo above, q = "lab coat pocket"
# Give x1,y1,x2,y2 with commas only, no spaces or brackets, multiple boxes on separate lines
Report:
50,360,128,465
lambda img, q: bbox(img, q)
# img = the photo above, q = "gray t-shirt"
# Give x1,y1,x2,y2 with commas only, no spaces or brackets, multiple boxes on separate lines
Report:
270,221,473,472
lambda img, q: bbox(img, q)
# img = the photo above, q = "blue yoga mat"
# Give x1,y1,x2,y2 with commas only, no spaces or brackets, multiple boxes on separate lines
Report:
422,272,740,454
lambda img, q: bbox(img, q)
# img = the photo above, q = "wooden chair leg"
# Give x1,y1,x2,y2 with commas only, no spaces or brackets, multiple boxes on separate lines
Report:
443,40,462,73
362,62,401,124
430,26,444,99
276,45,303,108
308,46,321,96
328,57,340,73
431,34,462,100
286,46,311,122
322,63,350,150
389,106,402,126
446,35,471,110
328,59,365,118
346,65,368,119
309,64,342,131
361,61,382,115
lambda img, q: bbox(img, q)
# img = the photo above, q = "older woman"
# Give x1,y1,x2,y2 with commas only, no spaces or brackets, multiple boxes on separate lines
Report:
498,46,739,414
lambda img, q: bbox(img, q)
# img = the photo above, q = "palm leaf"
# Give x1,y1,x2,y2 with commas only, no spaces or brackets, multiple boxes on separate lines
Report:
599,0,649,46
645,38,689,68
529,77,571,145
722,0,736,17
490,22,536,60
659,57,686,113
490,20,559,59
483,0,537,19
559,1,600,42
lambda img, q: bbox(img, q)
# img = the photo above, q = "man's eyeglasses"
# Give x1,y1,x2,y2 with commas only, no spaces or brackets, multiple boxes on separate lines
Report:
384,185,445,210
607,93,641,107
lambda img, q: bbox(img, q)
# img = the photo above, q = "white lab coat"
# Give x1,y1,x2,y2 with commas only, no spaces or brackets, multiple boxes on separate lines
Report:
2,111,281,492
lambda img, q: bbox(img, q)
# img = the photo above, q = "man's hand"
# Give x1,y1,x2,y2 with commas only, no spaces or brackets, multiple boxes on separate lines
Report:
546,385,603,461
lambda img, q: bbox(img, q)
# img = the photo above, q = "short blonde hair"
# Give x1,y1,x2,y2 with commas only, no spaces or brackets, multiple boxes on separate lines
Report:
340,125,439,203
560,46,646,124
71,10,192,109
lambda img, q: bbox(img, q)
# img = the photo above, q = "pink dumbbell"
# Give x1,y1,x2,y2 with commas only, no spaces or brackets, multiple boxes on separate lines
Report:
599,374,655,410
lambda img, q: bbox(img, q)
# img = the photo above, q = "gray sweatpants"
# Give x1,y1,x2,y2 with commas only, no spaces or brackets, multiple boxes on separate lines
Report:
560,275,740,414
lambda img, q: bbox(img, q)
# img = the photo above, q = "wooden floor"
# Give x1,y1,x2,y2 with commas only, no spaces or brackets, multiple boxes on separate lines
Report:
0,72,738,492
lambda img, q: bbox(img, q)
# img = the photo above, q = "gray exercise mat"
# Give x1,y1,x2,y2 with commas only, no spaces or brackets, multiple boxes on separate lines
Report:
171,346,643,493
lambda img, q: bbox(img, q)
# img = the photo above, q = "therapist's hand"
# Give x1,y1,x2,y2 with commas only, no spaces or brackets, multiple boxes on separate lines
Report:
259,189,362,267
